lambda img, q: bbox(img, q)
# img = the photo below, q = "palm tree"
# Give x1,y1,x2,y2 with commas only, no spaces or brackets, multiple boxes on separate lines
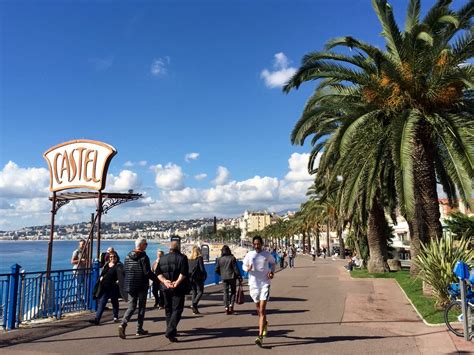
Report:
285,0,473,274
300,199,325,253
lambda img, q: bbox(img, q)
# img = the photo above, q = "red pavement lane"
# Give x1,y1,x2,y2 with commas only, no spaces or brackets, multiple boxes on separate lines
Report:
1,255,473,354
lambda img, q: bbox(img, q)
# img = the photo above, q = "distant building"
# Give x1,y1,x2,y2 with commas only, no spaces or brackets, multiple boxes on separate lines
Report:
389,199,472,260
239,210,272,242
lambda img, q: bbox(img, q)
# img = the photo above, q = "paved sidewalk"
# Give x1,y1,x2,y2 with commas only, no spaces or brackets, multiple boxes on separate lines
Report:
1,256,473,354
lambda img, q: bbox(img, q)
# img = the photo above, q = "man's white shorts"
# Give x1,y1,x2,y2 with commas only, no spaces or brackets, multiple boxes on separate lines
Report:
250,284,271,303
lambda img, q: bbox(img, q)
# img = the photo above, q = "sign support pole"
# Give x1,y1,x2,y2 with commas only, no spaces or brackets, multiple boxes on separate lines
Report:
46,191,56,278
96,190,103,260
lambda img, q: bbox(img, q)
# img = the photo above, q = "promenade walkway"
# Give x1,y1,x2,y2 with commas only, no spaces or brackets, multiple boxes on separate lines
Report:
1,256,473,354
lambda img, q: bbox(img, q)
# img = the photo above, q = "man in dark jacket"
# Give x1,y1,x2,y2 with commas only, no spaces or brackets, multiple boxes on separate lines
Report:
155,241,189,343
118,237,158,339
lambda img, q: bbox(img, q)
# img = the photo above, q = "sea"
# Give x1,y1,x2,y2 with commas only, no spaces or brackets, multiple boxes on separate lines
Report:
0,240,168,274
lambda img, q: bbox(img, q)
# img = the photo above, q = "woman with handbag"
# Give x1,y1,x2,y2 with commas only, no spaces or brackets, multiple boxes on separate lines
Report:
89,251,125,325
215,245,242,315
152,250,165,309
188,246,207,314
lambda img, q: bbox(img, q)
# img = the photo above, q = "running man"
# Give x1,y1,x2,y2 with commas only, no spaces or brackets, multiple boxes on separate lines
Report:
243,235,276,347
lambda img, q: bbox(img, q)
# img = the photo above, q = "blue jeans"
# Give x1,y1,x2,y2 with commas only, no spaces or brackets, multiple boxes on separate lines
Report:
121,290,147,330
74,269,86,304
191,280,204,308
95,287,119,322
289,257,295,268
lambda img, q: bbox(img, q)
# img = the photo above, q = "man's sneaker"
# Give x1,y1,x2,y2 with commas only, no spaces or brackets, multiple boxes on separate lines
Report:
255,336,263,347
88,319,99,325
136,329,149,336
118,325,126,339
113,317,120,323
262,321,268,337
191,306,199,315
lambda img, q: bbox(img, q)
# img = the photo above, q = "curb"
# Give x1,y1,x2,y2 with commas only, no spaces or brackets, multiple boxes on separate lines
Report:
393,280,445,327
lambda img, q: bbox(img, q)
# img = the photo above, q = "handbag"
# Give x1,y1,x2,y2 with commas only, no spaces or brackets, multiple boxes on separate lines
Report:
236,280,245,305
92,279,102,300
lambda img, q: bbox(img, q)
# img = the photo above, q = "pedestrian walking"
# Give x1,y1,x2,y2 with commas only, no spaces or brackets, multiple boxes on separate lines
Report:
152,250,165,309
215,245,242,315
311,247,316,263
322,246,327,259
118,237,159,339
279,249,286,268
188,246,207,314
155,241,189,343
243,236,276,347
89,251,126,325
288,244,296,268
99,246,117,268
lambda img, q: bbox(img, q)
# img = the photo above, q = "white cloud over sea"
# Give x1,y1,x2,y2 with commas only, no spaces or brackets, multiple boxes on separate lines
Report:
151,163,185,190
0,153,317,230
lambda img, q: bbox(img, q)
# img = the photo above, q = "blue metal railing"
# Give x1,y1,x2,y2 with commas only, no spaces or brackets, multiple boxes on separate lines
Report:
1,263,100,330
1,259,249,330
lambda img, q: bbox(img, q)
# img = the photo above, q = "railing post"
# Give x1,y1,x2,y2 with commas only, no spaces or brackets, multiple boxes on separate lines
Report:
7,264,21,330
89,261,100,311
57,271,64,319
214,258,220,285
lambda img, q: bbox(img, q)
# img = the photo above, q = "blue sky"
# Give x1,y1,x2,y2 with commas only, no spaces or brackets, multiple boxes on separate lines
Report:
0,0,446,230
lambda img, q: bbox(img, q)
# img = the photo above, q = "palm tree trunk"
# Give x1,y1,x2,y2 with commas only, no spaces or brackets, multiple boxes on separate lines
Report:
326,220,331,256
302,230,306,254
307,230,312,253
367,197,389,273
409,127,443,276
354,231,362,263
315,224,321,253
338,226,345,259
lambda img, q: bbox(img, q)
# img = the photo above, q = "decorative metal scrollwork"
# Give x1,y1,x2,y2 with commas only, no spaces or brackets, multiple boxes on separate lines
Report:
102,195,140,214
54,199,70,213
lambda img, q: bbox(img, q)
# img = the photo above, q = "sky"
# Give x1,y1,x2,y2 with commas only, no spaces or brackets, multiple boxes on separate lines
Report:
0,0,447,230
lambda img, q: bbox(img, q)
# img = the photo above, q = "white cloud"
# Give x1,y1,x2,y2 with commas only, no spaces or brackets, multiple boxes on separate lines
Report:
260,52,297,88
124,160,147,167
106,170,141,192
185,152,199,162
150,56,170,76
152,163,185,190
0,199,14,210
89,56,114,71
195,173,207,180
0,161,49,198
284,152,316,182
213,166,230,185
0,153,316,230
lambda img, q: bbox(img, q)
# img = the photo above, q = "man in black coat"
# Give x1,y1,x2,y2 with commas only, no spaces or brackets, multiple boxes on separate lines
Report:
118,237,158,339
155,241,189,343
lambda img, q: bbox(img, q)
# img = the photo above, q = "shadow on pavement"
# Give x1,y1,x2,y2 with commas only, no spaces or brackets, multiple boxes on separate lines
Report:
119,333,388,353
201,294,306,303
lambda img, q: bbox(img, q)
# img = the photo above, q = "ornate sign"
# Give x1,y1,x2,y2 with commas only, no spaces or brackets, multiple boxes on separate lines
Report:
43,139,117,192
